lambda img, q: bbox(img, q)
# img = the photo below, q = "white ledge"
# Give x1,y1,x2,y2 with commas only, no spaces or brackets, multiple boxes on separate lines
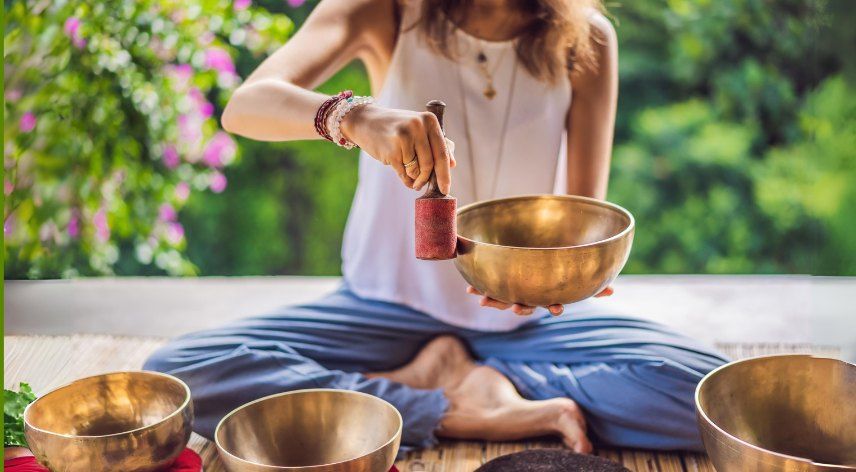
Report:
4,275,855,362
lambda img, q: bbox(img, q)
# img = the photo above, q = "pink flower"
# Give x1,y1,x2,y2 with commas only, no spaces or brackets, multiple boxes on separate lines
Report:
68,213,80,238
4,180,13,196
167,64,193,86
287,0,306,6
159,204,177,222
234,0,252,10
200,101,214,118
64,17,80,36
200,31,215,46
189,88,214,118
202,131,236,168
19,112,37,133
175,182,191,202
163,145,180,169
93,208,110,242
166,222,185,244
210,171,228,193
178,114,202,145
204,48,236,75
5,89,22,102
64,17,86,49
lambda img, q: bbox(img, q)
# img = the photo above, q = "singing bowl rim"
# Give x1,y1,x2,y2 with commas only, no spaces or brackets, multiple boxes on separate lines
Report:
694,354,856,469
214,388,404,470
23,370,192,440
456,194,635,250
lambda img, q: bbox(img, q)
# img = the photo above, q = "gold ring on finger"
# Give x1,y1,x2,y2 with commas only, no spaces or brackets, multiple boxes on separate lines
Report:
403,156,418,168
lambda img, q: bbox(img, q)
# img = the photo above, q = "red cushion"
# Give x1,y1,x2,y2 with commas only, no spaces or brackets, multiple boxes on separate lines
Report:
3,456,49,472
5,449,203,472
5,450,394,471
170,448,203,471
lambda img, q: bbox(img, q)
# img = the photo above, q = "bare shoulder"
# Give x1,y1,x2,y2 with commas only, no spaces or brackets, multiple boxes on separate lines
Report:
308,0,397,29
570,11,617,90
305,0,398,52
588,11,617,49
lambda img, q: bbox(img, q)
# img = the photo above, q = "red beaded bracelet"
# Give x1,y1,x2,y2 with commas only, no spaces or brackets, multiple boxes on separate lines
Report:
314,90,353,142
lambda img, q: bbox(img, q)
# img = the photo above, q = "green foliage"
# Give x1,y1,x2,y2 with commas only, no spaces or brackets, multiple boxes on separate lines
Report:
3,0,293,278
754,77,856,274
4,383,36,447
606,0,854,275
180,63,367,276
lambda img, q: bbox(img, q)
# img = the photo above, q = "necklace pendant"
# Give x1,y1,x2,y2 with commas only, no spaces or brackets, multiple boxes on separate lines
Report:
483,85,497,100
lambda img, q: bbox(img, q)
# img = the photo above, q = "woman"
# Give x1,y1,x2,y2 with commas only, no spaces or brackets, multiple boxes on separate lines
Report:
146,0,726,453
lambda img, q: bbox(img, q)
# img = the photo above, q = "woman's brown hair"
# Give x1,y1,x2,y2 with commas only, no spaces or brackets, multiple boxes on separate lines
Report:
415,0,603,83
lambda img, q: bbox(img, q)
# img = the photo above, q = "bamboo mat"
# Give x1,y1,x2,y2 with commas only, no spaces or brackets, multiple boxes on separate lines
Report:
3,335,840,472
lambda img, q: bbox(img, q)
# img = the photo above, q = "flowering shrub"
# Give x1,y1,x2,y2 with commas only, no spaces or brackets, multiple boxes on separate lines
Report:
4,0,292,277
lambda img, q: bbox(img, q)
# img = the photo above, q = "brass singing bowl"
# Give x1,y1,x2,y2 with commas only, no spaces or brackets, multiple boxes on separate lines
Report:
23,371,193,472
455,194,634,306
215,389,402,472
696,355,856,471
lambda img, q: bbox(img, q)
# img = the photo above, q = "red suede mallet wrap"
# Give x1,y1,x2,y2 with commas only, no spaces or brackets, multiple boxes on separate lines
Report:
415,100,457,260
415,193,457,259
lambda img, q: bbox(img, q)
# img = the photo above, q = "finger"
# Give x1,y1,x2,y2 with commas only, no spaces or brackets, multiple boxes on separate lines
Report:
595,286,614,297
424,113,452,194
445,138,455,155
548,304,564,316
511,304,535,316
403,154,420,180
445,138,457,168
466,286,482,295
412,120,435,190
479,297,512,310
394,140,415,188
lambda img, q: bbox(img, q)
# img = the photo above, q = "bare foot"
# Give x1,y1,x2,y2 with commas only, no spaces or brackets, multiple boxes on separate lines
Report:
440,365,592,453
367,335,475,390
368,335,591,453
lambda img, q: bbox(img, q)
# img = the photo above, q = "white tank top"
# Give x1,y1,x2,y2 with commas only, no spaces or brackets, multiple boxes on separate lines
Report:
342,2,572,331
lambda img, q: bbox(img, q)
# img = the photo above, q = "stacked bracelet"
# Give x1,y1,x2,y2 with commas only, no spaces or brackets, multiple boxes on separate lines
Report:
314,90,353,142
327,95,374,150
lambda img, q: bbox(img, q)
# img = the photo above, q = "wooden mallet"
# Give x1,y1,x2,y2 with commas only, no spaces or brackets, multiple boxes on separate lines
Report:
415,100,457,260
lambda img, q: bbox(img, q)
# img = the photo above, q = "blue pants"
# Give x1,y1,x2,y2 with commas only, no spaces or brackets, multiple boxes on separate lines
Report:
144,286,727,451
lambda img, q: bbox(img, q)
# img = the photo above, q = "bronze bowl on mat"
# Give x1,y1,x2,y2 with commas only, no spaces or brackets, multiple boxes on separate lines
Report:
23,370,193,472
695,354,856,471
455,194,634,306
215,389,402,472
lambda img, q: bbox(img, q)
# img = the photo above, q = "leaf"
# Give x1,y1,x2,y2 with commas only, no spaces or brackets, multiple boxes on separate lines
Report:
4,383,37,448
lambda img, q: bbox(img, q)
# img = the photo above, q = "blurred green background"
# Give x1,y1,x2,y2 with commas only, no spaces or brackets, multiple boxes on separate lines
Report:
4,0,855,279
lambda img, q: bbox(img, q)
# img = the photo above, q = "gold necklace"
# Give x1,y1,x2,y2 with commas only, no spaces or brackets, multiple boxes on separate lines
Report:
475,43,508,100
456,56,519,201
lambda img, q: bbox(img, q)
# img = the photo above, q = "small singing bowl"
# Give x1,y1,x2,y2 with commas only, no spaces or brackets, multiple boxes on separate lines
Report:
23,371,193,472
696,355,856,471
455,194,634,306
215,389,402,472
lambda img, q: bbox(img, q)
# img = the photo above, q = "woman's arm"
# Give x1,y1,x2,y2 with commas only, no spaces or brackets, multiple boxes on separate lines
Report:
221,0,390,141
566,13,619,200
220,0,452,192
471,14,618,316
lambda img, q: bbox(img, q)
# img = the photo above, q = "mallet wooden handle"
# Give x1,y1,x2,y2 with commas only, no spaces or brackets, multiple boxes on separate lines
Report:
424,100,446,198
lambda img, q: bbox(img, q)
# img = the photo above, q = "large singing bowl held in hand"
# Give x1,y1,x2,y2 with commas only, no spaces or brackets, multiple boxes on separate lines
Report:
455,194,634,307
215,389,402,472
696,355,856,471
23,371,193,472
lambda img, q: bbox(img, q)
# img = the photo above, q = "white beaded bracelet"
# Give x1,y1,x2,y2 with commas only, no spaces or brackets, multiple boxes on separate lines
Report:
327,95,374,150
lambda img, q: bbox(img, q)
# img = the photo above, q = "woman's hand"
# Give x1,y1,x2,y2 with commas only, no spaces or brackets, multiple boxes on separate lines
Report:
467,286,615,316
340,104,455,193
